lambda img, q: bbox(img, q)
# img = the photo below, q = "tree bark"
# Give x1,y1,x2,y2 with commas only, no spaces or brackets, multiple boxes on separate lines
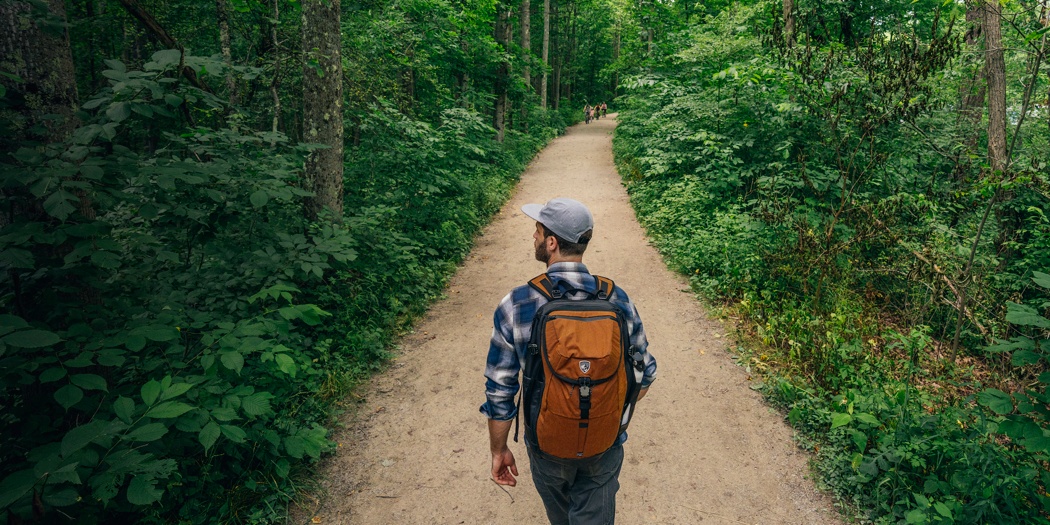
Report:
521,0,531,88
952,3,986,183
270,0,282,134
983,0,1007,173
611,28,619,96
783,0,794,47
216,0,237,105
302,0,344,222
541,0,550,108
494,3,511,142
0,0,97,315
0,0,81,141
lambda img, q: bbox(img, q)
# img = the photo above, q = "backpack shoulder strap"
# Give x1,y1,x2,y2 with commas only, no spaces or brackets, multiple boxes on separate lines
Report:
527,273,558,299
592,275,615,300
529,273,615,299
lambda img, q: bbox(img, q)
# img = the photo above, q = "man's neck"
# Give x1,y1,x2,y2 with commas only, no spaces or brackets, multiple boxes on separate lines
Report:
546,255,583,267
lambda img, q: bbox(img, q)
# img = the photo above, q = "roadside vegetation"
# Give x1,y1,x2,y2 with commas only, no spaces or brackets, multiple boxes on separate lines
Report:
0,0,614,522
614,2,1050,524
5,0,1048,523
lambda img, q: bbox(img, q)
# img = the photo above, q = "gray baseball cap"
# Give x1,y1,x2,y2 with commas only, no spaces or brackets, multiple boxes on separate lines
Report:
521,198,594,243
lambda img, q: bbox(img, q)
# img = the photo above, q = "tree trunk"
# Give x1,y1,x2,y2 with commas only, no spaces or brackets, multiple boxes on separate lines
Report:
216,0,237,105
493,3,511,142
566,0,576,103
541,0,550,109
783,0,794,47
521,0,531,88
520,0,531,128
0,0,96,316
611,29,619,96
302,0,344,222
270,0,282,135
0,0,81,142
983,0,1007,173
458,38,470,108
552,56,561,110
954,3,985,182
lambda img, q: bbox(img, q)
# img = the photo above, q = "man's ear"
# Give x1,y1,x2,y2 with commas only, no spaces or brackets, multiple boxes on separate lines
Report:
546,235,559,253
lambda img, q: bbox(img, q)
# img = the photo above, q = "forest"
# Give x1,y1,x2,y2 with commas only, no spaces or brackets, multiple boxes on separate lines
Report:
0,0,1048,523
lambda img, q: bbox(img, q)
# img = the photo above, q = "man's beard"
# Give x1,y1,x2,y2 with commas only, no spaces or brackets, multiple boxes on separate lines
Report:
534,242,550,264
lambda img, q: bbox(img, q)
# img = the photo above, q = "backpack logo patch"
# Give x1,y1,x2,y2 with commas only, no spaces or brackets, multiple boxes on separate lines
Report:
579,360,591,374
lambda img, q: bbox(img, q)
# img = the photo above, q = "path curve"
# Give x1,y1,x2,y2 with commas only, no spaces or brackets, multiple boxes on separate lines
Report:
304,116,843,524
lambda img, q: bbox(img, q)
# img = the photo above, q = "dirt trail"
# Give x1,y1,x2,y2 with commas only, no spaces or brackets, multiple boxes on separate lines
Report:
303,116,843,524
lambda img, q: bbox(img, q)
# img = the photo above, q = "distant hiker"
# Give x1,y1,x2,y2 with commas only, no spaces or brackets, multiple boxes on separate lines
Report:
584,104,592,124
481,197,658,525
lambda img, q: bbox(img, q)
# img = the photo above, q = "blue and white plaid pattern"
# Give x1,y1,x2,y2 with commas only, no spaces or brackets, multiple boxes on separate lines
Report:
480,262,658,429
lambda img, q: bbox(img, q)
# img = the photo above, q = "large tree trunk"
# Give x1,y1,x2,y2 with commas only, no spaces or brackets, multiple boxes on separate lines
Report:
302,0,344,222
494,3,511,142
216,0,237,105
783,0,794,47
983,0,1006,173
541,0,550,108
0,0,80,142
982,0,1015,266
0,0,96,318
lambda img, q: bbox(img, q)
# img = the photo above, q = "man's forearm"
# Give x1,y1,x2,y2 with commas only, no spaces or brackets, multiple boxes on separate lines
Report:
488,418,513,454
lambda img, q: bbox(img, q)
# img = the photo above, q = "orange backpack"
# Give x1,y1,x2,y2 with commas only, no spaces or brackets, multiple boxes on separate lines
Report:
515,274,645,459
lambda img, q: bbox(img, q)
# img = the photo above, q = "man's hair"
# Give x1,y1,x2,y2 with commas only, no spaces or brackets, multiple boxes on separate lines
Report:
542,224,591,256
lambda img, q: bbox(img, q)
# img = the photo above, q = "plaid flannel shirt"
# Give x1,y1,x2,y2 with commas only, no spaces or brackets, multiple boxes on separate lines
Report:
480,262,657,443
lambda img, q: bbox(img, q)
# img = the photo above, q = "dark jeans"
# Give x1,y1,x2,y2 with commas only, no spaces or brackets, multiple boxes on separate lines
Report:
526,444,624,525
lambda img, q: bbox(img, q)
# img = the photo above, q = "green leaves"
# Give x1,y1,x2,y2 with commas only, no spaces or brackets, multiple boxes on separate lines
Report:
3,329,62,348
220,351,244,374
113,397,135,424
0,470,37,510
830,412,852,429
61,420,112,457
1004,302,1050,329
107,102,131,123
141,380,162,406
145,402,193,419
274,353,297,376
250,189,270,208
199,422,221,452
977,389,1014,415
241,392,273,417
70,374,108,392
126,475,163,505
54,384,84,410
125,423,168,442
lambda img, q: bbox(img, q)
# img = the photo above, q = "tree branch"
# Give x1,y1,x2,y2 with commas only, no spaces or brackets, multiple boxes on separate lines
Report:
115,0,212,93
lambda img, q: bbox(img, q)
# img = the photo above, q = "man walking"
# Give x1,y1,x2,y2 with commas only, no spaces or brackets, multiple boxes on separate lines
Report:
481,197,657,524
